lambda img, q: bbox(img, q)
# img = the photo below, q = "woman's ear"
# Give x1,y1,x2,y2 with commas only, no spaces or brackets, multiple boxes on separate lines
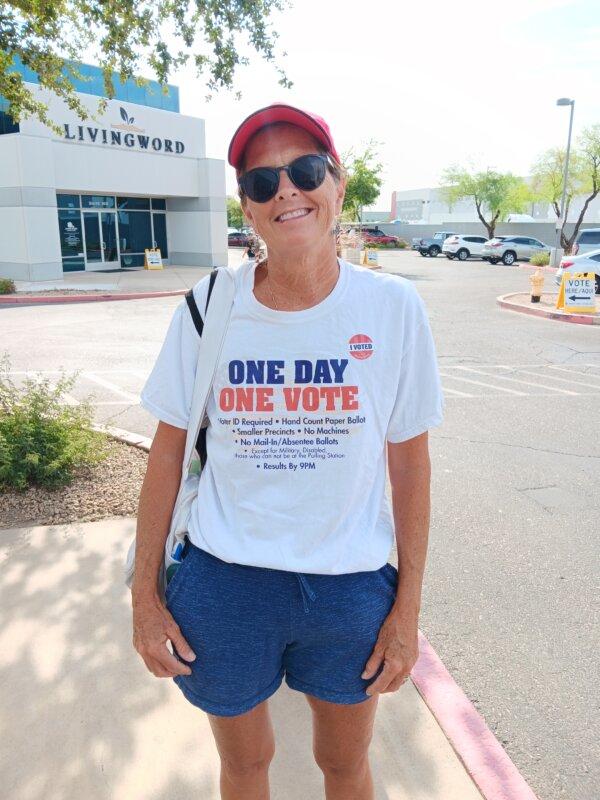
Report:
335,175,347,217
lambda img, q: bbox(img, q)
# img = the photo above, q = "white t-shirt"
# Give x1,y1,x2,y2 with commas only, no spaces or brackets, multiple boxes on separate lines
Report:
140,258,445,574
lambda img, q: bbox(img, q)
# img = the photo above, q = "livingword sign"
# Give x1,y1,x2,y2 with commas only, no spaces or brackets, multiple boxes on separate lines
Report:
63,105,185,154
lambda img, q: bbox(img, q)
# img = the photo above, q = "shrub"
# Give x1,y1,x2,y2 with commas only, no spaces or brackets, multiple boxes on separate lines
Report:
530,251,550,266
0,278,16,294
0,353,110,491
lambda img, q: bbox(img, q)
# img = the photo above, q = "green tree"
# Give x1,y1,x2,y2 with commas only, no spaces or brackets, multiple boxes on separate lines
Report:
341,142,383,223
530,126,600,251
440,167,531,239
227,196,244,230
0,0,292,134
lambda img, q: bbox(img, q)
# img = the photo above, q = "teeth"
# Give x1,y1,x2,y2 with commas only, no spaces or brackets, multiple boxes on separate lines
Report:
278,208,310,222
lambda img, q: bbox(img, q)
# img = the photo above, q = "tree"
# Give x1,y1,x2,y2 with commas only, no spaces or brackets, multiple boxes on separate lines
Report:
341,142,383,223
0,0,292,134
227,196,244,230
440,167,531,239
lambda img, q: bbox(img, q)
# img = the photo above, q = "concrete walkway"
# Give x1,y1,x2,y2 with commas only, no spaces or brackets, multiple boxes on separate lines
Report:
0,517,540,800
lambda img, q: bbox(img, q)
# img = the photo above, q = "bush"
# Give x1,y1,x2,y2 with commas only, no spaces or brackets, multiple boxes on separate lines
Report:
364,240,408,250
0,278,16,294
0,353,110,491
530,251,550,266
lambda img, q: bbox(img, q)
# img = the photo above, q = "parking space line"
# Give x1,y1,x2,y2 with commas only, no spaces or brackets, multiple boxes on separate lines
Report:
454,366,580,395
440,386,475,397
439,373,528,395
510,368,600,391
82,372,140,402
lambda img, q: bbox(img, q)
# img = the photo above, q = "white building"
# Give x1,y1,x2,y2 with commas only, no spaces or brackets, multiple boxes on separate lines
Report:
391,185,600,226
0,59,227,281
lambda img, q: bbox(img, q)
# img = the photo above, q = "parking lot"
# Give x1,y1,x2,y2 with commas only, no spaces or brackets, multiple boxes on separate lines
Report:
2,249,599,800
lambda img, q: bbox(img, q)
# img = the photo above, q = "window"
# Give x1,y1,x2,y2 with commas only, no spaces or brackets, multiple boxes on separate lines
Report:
0,106,19,135
528,238,543,247
81,195,115,209
578,230,600,245
151,198,166,210
57,194,80,209
117,196,150,210
590,253,600,262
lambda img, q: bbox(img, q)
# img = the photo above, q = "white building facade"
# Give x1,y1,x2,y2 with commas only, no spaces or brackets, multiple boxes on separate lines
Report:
0,66,227,281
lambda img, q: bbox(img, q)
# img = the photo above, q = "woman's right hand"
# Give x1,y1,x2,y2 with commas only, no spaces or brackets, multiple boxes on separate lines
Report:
132,595,197,678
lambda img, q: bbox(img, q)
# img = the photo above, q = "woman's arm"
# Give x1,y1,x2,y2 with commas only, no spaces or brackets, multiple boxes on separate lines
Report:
131,420,187,604
387,431,432,620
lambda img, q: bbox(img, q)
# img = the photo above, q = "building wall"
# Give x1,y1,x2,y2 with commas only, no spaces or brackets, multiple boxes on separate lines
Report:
378,220,600,244
0,83,226,280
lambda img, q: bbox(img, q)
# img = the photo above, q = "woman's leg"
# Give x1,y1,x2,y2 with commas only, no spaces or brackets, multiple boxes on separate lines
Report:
306,693,379,800
207,698,276,800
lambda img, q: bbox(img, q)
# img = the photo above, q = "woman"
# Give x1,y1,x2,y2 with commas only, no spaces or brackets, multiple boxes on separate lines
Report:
132,102,445,799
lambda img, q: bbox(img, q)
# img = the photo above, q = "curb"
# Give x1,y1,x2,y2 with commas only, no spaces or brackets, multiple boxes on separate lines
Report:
497,293,600,325
412,631,540,800
95,422,540,800
0,289,188,305
516,264,557,274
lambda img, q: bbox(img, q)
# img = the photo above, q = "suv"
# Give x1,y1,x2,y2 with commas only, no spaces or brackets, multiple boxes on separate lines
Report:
481,236,550,265
361,227,400,245
572,229,600,255
418,231,456,257
442,234,488,261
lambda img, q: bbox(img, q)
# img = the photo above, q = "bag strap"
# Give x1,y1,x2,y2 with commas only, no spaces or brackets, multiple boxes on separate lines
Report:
184,268,218,337
179,266,235,479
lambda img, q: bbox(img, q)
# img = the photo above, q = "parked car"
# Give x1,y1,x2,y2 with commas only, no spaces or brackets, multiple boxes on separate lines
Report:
481,235,550,265
555,249,600,294
361,227,400,245
571,228,600,256
228,231,251,247
418,231,457,257
442,234,489,261
411,237,422,250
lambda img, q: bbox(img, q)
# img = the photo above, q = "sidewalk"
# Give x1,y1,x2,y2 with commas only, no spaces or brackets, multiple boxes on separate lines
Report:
0,517,539,800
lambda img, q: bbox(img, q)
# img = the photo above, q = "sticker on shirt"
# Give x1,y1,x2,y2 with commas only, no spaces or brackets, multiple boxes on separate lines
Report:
348,334,374,360
214,357,370,472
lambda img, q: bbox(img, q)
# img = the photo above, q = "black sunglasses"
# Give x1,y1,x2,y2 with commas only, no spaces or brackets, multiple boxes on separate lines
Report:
238,153,329,203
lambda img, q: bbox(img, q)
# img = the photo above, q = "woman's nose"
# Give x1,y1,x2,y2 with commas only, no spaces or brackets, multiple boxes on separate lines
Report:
276,168,298,198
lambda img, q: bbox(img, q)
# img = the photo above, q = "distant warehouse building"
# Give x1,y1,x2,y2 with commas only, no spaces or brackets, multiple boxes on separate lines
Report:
0,57,227,281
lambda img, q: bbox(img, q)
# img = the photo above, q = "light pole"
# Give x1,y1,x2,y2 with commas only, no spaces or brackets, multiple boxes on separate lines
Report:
554,97,575,262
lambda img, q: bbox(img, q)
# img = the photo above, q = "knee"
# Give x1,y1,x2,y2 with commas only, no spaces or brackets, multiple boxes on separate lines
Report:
220,747,275,780
313,750,370,779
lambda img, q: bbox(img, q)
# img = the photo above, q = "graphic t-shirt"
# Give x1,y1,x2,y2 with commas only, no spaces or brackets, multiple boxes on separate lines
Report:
140,258,445,574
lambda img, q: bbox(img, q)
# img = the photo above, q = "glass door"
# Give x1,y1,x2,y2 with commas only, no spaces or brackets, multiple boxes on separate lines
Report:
101,212,119,267
83,211,120,268
83,212,102,262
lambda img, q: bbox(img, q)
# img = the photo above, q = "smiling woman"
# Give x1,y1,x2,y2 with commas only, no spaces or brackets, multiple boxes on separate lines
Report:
133,101,445,798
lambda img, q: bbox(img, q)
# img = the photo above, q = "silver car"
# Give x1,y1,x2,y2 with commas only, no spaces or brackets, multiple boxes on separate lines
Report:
481,235,550,265
572,228,600,256
555,248,600,294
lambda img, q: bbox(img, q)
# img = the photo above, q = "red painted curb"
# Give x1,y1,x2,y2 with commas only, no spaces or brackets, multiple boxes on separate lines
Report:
412,631,540,800
497,294,599,325
0,289,188,305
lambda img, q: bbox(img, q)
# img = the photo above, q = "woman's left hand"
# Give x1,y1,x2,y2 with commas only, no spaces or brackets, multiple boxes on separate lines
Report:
361,609,419,696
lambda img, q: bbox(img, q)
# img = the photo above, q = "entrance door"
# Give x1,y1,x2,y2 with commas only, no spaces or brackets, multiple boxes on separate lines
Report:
83,211,120,269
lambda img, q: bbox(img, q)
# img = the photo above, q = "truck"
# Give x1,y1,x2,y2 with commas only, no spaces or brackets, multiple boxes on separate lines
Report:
417,231,457,257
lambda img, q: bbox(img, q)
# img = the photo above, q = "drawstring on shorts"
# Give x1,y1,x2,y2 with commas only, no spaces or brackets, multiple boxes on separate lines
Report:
294,573,316,613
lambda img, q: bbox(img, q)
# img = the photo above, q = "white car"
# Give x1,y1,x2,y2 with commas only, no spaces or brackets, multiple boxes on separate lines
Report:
555,249,600,294
442,234,489,261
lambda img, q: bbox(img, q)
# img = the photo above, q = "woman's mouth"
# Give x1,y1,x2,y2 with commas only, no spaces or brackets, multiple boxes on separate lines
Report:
275,208,313,223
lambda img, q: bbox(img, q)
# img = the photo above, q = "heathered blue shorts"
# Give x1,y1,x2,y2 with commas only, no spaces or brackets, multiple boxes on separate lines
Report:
165,536,399,717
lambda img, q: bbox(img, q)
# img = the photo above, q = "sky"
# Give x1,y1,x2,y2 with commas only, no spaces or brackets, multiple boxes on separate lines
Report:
167,0,599,213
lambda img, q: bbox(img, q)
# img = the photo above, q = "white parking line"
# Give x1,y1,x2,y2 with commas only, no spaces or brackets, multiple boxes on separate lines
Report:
453,366,580,395
509,368,600,390
439,373,528,395
82,372,140,403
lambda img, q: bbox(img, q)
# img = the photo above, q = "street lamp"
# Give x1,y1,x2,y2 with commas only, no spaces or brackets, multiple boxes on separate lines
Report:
554,97,575,263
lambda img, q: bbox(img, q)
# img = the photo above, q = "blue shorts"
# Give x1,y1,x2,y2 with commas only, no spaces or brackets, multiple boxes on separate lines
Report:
165,536,399,717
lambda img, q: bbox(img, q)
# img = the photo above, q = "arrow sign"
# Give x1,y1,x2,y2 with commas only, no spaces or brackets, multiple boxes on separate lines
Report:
569,295,591,301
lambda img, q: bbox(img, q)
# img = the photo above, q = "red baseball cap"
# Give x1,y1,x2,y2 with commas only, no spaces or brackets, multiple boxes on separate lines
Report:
227,102,341,170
